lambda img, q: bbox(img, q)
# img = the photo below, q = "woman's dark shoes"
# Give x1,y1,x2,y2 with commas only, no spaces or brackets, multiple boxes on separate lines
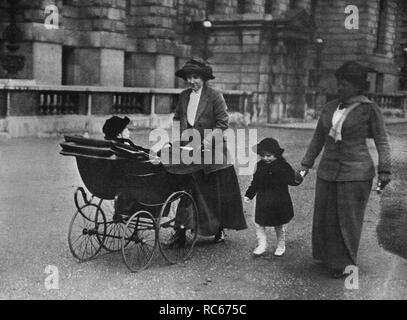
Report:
164,229,186,248
214,230,226,243
331,268,347,279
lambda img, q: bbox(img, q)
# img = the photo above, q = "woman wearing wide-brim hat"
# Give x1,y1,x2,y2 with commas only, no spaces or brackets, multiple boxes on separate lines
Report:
299,61,392,278
169,58,247,243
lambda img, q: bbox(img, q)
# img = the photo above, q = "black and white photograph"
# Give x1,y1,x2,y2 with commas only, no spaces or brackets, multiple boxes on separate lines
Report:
0,0,406,306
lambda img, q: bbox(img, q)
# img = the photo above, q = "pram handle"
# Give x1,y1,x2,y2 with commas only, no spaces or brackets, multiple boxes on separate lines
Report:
74,186,91,210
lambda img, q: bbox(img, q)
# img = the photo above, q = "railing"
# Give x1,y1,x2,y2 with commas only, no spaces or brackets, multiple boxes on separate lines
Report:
222,90,253,113
306,91,407,118
39,92,80,115
0,84,253,117
365,92,407,118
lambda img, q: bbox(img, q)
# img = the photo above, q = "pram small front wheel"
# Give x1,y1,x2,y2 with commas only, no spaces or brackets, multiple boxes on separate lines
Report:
68,204,107,262
121,210,157,272
158,191,198,264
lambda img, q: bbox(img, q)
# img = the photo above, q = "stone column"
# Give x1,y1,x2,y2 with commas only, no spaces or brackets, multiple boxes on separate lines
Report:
268,38,287,122
245,0,264,14
100,49,124,86
290,40,308,118
270,0,291,16
33,43,62,85
126,0,177,87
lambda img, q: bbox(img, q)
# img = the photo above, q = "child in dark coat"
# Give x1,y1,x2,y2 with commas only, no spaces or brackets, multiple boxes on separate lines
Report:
244,138,303,256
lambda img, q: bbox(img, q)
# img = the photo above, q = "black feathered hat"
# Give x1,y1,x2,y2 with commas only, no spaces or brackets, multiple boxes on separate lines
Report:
335,61,376,89
102,116,130,140
253,138,284,156
175,58,215,81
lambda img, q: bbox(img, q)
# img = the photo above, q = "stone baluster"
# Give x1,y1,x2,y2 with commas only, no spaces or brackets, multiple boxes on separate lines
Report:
67,94,74,114
112,94,117,113
39,93,45,115
116,94,122,114
45,93,52,115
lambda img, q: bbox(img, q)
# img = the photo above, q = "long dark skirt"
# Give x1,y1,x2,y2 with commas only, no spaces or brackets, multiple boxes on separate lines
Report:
192,166,247,236
313,178,372,270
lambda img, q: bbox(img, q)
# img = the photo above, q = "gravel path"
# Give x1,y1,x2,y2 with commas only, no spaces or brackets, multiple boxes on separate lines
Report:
0,126,406,300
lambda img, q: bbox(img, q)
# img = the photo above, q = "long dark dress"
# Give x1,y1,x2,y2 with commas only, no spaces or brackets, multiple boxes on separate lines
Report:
192,166,247,236
313,178,372,269
245,159,299,226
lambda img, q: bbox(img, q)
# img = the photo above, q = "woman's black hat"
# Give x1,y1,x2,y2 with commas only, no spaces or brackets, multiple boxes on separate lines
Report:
175,58,215,81
253,138,284,156
102,116,130,140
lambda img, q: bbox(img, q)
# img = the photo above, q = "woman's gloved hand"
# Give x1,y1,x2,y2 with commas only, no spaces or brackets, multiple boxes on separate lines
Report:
378,172,391,190
298,166,310,178
294,171,304,185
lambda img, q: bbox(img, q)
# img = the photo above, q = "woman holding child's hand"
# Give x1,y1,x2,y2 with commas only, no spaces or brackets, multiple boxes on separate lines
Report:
299,61,391,278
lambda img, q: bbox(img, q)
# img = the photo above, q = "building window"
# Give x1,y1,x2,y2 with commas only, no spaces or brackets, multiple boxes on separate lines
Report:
376,0,388,52
237,0,246,14
206,0,216,15
265,0,273,14
289,0,297,9
62,46,75,85
401,0,407,46
126,0,131,15
375,73,384,92
310,0,317,19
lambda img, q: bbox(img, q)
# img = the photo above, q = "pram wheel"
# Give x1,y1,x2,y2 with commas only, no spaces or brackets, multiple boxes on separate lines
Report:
98,199,124,252
68,204,107,262
122,210,157,272
158,191,198,264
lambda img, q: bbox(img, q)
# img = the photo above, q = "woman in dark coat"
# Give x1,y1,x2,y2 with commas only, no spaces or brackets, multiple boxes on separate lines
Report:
245,138,302,257
170,58,247,243
299,61,392,278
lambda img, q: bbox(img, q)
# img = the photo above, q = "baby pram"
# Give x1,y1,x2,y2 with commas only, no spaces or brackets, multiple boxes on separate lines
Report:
60,135,200,272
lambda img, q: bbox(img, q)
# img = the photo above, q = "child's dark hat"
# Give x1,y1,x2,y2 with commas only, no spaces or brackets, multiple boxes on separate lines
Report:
253,138,284,156
102,116,130,140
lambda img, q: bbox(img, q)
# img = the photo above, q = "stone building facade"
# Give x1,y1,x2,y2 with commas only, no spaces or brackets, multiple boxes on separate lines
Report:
0,0,405,123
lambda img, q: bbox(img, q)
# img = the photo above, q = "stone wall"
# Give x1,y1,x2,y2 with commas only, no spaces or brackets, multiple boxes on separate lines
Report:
0,0,404,123
314,0,400,94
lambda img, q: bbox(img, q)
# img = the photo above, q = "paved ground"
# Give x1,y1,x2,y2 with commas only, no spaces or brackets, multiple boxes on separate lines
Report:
0,126,406,300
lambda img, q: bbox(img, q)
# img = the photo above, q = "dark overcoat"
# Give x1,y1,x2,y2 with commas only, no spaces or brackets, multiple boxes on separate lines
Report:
245,159,299,226
173,85,232,174
301,95,391,180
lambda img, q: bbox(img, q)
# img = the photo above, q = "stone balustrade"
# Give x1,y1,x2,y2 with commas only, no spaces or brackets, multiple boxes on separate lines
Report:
305,91,407,119
366,92,407,118
0,84,253,137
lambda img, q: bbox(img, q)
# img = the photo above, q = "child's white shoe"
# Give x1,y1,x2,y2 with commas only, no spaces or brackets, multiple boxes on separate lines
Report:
253,225,267,256
274,244,286,256
253,242,267,256
274,225,286,256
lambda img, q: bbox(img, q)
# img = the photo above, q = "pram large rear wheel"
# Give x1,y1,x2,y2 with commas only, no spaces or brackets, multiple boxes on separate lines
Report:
121,210,157,272
158,191,198,264
68,204,107,262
